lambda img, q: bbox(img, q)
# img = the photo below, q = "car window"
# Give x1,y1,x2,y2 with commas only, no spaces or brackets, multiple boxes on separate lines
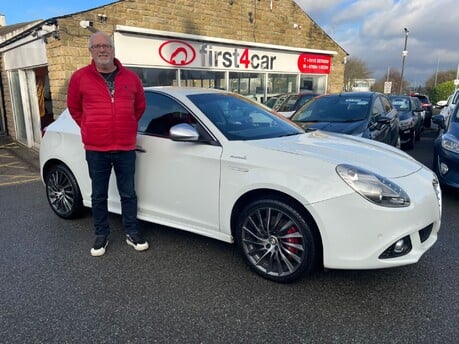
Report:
380,95,393,113
291,95,370,122
371,97,385,117
188,93,303,140
389,97,411,111
139,92,197,137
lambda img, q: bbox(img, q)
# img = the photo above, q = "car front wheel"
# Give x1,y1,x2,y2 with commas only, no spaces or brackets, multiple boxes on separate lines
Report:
235,198,320,283
45,164,84,219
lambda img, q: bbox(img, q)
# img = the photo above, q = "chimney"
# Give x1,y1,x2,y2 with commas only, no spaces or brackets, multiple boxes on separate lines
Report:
0,14,5,27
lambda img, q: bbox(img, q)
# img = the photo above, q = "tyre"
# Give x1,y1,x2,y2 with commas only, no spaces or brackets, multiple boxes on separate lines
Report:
45,164,84,219
402,130,415,150
235,198,319,283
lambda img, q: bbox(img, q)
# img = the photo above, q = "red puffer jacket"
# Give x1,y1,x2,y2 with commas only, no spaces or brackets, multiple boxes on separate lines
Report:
67,58,146,151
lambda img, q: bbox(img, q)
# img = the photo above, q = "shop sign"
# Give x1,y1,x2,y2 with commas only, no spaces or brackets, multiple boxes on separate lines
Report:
115,32,333,74
297,53,331,74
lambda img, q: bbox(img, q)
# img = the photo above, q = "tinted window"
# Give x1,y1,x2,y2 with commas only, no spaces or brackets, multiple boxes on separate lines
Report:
389,96,411,111
380,95,393,113
188,93,303,140
371,97,386,118
291,95,370,122
138,92,196,137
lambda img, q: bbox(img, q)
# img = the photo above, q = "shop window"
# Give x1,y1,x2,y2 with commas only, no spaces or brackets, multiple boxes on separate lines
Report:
229,72,265,102
129,67,178,87
180,70,225,89
268,74,298,95
300,75,327,94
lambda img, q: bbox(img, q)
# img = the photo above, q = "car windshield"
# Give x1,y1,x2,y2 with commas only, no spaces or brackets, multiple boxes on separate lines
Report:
188,93,303,141
291,95,370,122
389,97,412,111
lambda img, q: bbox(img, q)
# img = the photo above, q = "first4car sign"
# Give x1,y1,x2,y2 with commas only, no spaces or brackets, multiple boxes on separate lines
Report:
115,31,333,75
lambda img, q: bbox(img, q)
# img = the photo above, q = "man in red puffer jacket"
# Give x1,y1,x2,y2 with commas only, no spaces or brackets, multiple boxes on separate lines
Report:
67,31,147,257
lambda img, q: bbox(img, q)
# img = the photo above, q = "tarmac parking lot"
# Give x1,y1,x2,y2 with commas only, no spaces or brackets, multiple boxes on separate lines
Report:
0,130,457,343
0,140,40,187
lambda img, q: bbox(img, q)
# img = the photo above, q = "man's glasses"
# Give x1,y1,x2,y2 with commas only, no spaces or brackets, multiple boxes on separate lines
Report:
90,44,113,50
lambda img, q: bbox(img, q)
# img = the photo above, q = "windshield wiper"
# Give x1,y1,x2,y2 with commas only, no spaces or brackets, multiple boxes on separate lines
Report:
278,132,302,137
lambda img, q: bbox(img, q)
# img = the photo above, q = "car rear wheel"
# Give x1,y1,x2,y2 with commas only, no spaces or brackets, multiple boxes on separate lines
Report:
45,164,84,219
235,198,319,283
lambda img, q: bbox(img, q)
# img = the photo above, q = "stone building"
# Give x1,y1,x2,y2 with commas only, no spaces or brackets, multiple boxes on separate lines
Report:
0,0,347,149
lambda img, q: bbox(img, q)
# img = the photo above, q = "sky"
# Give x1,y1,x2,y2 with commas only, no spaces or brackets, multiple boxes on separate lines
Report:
1,0,458,86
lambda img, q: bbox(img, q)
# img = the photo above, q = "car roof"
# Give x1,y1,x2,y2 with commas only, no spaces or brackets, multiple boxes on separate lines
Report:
317,92,375,99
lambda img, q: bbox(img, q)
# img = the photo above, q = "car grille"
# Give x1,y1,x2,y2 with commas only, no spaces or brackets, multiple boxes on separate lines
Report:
419,224,433,243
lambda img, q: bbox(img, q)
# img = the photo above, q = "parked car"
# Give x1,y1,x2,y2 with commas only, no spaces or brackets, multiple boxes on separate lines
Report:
432,103,459,189
263,95,281,109
273,92,321,118
290,92,400,147
389,95,423,149
411,96,426,122
40,87,441,283
411,93,433,128
439,89,459,126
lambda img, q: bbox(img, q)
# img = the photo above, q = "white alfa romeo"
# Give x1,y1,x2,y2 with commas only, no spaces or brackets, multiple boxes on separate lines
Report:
40,87,442,282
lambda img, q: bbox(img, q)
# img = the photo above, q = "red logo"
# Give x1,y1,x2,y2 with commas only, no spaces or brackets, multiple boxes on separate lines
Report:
159,40,196,66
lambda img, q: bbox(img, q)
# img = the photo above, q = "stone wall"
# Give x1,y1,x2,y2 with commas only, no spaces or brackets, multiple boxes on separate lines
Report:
47,0,346,116
21,0,347,125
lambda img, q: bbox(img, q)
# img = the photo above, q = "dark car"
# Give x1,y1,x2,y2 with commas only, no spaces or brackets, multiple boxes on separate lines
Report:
290,92,400,147
389,95,423,149
273,92,321,117
411,93,433,128
432,104,459,189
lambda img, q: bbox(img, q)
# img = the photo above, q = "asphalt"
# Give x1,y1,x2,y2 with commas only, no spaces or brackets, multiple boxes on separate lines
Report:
0,135,41,187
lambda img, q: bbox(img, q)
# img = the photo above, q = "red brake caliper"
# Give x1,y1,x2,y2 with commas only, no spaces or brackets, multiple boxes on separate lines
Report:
286,226,299,254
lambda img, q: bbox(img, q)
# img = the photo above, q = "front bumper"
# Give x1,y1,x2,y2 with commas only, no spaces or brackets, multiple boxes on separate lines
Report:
434,146,459,188
308,167,441,269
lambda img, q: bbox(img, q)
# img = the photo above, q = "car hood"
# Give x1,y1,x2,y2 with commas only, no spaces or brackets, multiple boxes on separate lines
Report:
294,120,367,136
248,130,423,178
397,110,413,121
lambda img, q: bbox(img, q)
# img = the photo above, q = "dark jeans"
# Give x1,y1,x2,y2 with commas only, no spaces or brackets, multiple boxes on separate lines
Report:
85,150,138,237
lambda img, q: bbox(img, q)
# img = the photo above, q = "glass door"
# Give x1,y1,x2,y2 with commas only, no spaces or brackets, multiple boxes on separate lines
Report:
8,69,42,148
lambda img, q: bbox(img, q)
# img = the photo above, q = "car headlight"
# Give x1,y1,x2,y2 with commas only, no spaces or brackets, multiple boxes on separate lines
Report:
336,164,410,207
399,117,415,130
441,134,459,154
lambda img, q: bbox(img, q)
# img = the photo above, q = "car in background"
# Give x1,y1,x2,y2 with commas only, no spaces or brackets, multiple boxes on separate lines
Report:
411,96,426,123
273,92,321,118
40,87,441,283
389,95,423,150
290,92,400,147
432,103,459,189
411,93,433,128
439,89,459,126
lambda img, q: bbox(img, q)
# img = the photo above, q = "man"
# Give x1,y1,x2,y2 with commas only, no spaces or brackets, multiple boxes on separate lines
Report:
67,31,147,256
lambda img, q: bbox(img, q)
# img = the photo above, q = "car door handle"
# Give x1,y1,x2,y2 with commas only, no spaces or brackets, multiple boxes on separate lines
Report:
136,145,146,153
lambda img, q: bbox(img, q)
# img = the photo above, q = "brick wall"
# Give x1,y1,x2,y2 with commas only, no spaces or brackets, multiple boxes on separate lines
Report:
46,0,347,118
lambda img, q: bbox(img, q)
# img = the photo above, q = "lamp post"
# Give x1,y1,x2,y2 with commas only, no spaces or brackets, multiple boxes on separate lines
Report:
399,28,409,94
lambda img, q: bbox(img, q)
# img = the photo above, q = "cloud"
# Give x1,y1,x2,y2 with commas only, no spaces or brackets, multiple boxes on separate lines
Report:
295,0,459,85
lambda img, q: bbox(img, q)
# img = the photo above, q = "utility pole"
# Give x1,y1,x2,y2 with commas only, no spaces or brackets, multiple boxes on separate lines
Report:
399,28,409,94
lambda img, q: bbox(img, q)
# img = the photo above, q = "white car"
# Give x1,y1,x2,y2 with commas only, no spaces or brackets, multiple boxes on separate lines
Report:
40,87,442,282
440,90,459,125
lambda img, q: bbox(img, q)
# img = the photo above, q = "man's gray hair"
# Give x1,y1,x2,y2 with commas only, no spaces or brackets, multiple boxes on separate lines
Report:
88,31,113,48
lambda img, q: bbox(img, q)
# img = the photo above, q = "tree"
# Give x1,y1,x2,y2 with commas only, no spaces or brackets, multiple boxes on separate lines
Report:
344,57,372,91
425,69,457,89
429,80,455,104
373,68,408,94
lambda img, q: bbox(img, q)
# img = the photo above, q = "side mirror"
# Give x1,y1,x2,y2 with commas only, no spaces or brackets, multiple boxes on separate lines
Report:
432,114,446,129
169,123,200,141
375,115,391,124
